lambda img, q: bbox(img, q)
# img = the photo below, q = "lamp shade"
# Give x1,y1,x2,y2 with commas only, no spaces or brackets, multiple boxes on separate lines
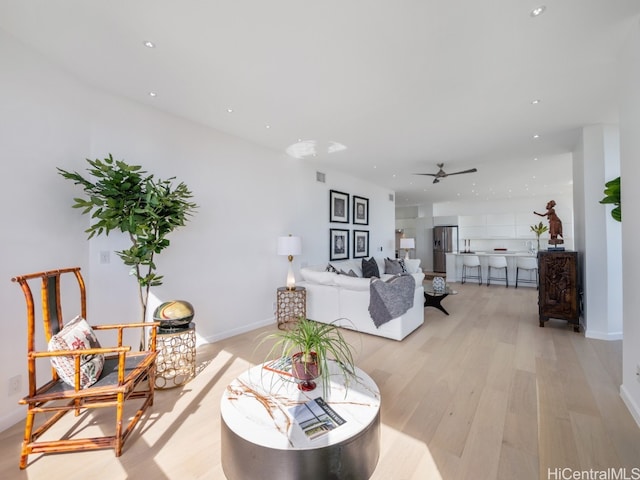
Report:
277,235,302,256
400,238,415,249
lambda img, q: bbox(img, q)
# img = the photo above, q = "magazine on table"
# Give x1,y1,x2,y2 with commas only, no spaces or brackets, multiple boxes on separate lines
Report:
263,356,293,377
289,397,346,440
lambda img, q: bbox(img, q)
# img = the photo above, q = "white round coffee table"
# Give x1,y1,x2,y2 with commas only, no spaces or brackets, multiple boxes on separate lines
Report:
220,360,380,479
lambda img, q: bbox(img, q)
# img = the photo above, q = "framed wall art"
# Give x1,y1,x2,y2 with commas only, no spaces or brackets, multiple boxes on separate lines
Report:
329,229,349,261
353,230,369,258
353,196,369,225
330,190,349,223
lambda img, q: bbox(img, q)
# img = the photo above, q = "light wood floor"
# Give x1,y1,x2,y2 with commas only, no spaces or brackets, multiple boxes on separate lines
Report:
1,283,639,479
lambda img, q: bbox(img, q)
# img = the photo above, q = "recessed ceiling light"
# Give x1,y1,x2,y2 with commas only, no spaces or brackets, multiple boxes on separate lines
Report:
530,6,546,17
265,124,271,129
143,41,155,48
533,134,540,139
227,108,233,113
148,92,157,97
531,99,541,105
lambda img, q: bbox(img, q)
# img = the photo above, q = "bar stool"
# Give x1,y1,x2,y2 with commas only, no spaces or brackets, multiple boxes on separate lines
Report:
515,256,538,289
487,255,508,287
461,255,482,285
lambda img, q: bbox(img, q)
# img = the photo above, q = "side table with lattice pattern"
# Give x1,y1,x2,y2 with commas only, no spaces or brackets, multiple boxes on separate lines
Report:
154,322,196,389
276,286,306,329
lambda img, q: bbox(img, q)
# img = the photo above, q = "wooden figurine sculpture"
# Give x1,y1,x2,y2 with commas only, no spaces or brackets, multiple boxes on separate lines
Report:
534,200,563,245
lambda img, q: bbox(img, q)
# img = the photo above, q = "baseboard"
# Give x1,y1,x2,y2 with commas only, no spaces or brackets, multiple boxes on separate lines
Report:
201,317,275,344
584,329,623,341
0,408,24,433
620,384,640,429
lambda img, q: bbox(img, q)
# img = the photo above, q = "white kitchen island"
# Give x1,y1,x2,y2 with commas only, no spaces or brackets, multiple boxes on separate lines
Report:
445,251,537,286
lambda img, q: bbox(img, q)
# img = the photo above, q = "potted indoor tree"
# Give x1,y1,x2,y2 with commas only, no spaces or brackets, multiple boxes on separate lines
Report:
600,176,621,222
260,317,357,397
58,154,198,335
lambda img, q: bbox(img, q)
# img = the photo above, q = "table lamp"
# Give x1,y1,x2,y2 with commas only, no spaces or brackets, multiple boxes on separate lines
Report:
400,237,415,259
277,234,302,290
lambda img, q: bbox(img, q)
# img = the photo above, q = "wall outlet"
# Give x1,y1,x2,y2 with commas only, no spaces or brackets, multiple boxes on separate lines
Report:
99,250,110,264
8,375,21,395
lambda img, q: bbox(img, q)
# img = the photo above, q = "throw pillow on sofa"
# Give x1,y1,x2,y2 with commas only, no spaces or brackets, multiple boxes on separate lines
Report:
362,257,380,278
339,269,358,277
385,258,407,274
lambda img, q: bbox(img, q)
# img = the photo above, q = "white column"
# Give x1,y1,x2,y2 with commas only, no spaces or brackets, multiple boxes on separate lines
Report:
573,125,622,340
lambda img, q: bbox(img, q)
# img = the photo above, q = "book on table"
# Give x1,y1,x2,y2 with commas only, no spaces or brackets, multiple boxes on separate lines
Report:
289,397,346,440
263,356,293,377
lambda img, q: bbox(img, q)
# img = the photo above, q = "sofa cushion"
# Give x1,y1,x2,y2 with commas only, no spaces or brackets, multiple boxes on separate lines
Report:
301,268,337,285
326,263,339,273
384,258,406,274
48,315,104,389
339,269,358,277
362,257,380,278
404,258,421,274
334,274,371,291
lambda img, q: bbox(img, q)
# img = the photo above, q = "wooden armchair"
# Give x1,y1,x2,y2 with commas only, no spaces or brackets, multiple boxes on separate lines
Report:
11,267,160,469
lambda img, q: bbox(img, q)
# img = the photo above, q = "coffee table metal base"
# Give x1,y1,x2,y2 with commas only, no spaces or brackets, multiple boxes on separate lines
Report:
424,292,451,315
221,411,380,480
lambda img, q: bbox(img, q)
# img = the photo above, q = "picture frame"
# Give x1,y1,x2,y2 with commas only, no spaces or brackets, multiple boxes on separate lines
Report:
330,190,350,223
353,196,369,225
329,229,349,261
353,230,369,258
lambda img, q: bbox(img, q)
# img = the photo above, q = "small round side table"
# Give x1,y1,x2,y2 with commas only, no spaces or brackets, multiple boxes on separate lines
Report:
276,286,306,330
154,322,196,389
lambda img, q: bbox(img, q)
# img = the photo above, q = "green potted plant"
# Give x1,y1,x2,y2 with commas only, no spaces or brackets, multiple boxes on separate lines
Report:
260,317,357,397
530,221,549,252
599,176,621,222
58,154,198,329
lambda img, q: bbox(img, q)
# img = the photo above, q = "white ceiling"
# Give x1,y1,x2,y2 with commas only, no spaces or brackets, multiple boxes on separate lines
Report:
1,1,638,206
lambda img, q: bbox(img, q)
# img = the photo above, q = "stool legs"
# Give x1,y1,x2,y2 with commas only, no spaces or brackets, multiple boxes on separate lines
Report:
515,267,538,289
487,266,508,287
462,264,482,285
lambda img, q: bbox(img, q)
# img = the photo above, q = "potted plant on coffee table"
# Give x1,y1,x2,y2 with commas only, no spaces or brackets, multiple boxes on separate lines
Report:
260,317,357,398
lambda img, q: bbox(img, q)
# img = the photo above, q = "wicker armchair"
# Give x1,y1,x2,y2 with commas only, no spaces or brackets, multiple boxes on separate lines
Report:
11,267,159,469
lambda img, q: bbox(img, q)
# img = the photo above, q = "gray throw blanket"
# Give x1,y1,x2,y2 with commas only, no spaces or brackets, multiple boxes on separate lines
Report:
368,274,416,327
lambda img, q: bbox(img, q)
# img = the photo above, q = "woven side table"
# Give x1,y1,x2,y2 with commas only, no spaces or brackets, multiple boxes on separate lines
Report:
276,287,306,330
154,322,196,389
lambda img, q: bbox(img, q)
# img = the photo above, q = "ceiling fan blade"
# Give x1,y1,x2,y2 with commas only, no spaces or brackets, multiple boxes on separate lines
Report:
447,168,478,176
414,173,438,177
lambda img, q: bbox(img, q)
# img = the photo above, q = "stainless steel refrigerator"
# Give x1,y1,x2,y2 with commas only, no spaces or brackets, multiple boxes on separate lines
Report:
433,226,458,273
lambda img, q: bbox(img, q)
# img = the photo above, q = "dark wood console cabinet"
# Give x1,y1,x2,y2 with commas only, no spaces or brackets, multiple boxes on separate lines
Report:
538,250,580,332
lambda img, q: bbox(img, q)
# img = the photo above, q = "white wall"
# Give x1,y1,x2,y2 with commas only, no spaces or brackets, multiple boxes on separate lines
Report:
573,125,622,340
0,29,395,431
619,23,640,428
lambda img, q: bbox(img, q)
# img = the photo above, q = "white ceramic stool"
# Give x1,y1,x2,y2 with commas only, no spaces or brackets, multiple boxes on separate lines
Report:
516,256,538,289
461,255,482,285
487,255,508,287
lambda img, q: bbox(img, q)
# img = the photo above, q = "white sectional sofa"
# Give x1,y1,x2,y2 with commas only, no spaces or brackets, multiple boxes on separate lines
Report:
298,257,425,341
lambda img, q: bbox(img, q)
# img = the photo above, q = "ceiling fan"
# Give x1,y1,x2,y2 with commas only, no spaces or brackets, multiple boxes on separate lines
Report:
414,163,478,184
